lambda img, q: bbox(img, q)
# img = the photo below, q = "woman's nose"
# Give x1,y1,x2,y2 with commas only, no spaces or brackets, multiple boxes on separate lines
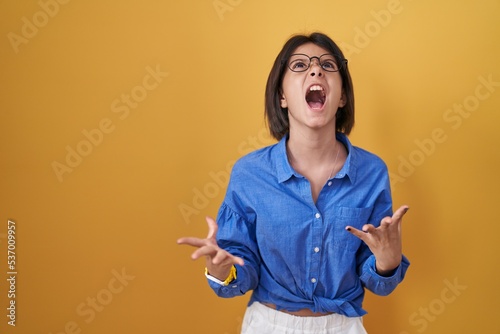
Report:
309,68,323,77
309,60,323,77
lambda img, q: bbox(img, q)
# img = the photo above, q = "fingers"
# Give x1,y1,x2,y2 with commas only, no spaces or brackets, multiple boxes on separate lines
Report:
212,250,245,266
192,245,245,267
177,216,218,246
379,205,409,228
205,216,218,239
345,226,368,241
346,204,409,237
178,216,244,267
176,237,206,247
191,244,219,260
233,256,245,266
381,205,409,227
392,205,410,222
362,224,377,233
380,216,392,228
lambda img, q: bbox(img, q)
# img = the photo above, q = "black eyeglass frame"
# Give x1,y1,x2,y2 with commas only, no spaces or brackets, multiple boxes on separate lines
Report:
284,53,348,73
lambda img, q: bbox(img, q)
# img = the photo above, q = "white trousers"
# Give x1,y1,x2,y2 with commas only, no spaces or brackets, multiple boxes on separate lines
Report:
241,302,368,334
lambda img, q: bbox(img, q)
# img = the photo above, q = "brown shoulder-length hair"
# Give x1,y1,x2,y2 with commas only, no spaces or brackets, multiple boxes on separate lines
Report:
265,32,354,140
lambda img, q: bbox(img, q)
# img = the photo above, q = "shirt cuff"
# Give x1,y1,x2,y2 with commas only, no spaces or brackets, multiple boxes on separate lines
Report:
206,264,249,298
360,255,410,296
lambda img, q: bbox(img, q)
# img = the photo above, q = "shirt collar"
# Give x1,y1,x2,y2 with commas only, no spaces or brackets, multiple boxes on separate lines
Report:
335,133,357,184
274,133,357,184
275,135,295,183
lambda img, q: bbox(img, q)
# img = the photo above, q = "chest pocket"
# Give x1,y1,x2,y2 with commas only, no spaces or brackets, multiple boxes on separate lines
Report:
330,206,373,250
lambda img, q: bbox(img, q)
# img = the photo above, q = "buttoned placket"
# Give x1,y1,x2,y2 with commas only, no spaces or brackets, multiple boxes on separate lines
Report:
309,209,323,291
308,177,340,292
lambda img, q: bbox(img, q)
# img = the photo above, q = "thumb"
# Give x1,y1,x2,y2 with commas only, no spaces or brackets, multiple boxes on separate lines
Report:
392,205,410,222
205,216,218,239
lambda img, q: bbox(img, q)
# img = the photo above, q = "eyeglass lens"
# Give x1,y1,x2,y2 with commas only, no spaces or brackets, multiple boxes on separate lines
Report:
288,54,341,72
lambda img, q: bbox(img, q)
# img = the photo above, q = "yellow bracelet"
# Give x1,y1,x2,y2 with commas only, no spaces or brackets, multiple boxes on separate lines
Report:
223,265,237,285
205,265,237,286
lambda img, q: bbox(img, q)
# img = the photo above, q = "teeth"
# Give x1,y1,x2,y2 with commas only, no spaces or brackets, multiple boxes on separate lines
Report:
309,85,324,91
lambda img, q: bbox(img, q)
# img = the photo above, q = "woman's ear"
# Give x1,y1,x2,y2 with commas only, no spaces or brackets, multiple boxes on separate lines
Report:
339,91,347,108
280,94,288,108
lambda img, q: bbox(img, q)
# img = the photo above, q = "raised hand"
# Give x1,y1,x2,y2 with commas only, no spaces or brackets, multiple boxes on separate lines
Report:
177,216,244,280
345,205,409,276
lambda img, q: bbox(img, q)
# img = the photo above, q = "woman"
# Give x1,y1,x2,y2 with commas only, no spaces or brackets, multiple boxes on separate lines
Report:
178,32,410,334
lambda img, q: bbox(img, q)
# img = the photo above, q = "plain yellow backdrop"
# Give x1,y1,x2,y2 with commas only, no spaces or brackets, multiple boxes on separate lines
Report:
0,0,499,333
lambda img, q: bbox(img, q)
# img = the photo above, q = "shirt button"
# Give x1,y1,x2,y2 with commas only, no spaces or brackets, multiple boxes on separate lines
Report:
314,247,320,253
327,181,332,186
315,213,321,219
311,278,317,283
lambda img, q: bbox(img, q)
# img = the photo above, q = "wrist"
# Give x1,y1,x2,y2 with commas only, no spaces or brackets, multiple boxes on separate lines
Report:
375,259,401,277
205,262,233,281
376,266,396,277
205,265,237,286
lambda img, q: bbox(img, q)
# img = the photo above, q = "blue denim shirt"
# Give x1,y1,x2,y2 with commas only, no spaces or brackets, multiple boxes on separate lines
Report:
208,133,410,317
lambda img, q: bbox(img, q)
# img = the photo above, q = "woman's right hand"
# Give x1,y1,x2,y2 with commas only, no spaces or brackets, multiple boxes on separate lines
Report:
177,216,244,280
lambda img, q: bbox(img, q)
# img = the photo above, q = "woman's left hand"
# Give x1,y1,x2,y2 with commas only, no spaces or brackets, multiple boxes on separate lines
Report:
345,205,409,276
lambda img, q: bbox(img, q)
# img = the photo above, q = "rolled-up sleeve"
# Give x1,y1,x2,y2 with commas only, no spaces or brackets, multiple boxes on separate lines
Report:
359,255,410,296
207,203,260,298
355,163,410,296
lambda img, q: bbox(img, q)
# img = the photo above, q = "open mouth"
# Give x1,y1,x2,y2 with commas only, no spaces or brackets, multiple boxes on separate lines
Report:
305,85,326,110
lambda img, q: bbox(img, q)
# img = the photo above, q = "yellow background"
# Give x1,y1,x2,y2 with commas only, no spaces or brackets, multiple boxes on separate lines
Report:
1,0,499,333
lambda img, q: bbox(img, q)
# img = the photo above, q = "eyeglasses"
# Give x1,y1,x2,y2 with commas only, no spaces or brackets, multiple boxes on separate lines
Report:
285,53,347,72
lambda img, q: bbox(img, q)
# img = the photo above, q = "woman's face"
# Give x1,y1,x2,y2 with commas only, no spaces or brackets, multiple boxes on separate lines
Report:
280,42,346,134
